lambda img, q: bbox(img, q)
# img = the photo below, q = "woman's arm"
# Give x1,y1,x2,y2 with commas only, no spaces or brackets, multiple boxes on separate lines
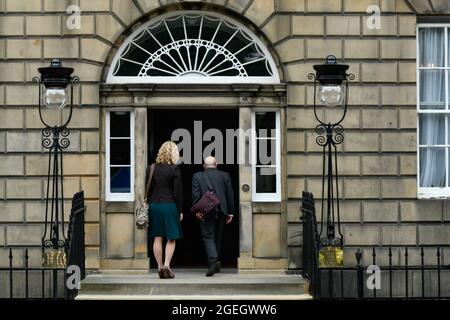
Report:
173,166,183,213
144,166,151,200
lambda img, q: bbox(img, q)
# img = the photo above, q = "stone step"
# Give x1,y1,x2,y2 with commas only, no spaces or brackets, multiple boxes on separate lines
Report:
76,270,311,300
76,294,312,300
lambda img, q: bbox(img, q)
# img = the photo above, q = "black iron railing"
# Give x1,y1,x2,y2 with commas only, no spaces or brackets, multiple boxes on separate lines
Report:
0,191,86,300
1,249,67,299
65,190,86,299
300,191,320,297
301,191,450,300
317,245,450,299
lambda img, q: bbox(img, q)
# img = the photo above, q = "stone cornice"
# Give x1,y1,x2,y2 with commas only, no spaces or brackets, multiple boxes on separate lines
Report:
99,83,287,95
406,0,450,14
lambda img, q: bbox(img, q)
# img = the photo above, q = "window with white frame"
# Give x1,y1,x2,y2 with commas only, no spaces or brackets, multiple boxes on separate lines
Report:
106,11,280,84
417,25,450,198
106,111,135,201
252,111,281,202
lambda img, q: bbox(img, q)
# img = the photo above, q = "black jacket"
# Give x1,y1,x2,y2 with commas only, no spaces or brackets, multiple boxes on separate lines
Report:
146,164,183,213
192,168,235,216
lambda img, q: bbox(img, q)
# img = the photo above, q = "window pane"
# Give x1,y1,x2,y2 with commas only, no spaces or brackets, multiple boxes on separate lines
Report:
448,148,450,187
419,70,445,106
245,59,274,77
148,20,172,46
255,112,276,137
185,15,202,39
419,114,445,145
420,103,446,110
448,28,450,66
201,16,221,41
133,29,160,55
420,148,445,187
225,29,250,54
419,28,444,67
110,139,131,165
215,20,239,46
448,116,450,143
256,138,276,165
122,42,149,65
236,43,264,64
256,167,277,193
110,167,131,193
166,15,184,41
110,112,130,137
115,59,142,77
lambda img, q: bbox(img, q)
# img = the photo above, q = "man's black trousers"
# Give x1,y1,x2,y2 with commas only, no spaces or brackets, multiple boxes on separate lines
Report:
200,211,225,268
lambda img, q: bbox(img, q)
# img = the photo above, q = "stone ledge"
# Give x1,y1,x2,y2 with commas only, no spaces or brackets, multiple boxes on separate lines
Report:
76,294,312,300
99,258,149,270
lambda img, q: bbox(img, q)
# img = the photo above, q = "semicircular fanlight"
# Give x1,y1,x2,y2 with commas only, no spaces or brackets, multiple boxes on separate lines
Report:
107,11,279,84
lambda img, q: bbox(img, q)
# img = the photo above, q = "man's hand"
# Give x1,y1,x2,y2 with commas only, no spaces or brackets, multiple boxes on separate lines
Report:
225,215,233,224
179,213,184,222
196,212,204,220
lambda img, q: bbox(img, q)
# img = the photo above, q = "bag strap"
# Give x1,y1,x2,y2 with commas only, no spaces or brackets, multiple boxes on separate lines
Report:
144,164,155,200
204,170,214,192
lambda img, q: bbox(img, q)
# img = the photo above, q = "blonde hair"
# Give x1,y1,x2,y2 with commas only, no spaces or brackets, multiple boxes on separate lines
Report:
156,141,180,165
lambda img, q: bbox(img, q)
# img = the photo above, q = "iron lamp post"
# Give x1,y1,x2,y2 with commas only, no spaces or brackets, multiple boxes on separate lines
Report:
308,55,354,253
33,59,79,264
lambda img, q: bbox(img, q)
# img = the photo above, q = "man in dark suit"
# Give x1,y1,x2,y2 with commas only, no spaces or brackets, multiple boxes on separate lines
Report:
192,156,234,277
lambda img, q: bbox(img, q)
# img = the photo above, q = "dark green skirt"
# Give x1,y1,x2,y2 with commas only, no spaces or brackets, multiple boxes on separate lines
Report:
149,202,183,240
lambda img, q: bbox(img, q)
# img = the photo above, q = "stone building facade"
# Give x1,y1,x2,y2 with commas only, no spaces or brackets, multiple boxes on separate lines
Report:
0,0,449,271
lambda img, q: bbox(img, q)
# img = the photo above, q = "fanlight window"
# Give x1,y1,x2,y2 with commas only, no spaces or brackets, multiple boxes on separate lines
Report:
107,11,279,84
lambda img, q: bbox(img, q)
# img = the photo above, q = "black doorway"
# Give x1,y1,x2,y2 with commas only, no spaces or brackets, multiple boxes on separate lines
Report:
147,109,239,268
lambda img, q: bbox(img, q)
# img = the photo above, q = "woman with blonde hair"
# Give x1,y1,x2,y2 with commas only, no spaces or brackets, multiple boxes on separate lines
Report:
146,141,183,279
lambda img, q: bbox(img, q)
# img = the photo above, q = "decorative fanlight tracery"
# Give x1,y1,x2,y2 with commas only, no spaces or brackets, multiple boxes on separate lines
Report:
107,12,279,84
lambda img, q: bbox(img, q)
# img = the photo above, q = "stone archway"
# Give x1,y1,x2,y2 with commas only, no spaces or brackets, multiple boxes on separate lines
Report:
101,1,285,84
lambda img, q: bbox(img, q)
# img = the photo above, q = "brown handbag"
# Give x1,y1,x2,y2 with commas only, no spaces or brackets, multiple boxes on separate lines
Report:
191,171,220,217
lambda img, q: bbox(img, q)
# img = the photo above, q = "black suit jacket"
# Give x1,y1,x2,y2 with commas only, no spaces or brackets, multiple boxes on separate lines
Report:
192,168,235,216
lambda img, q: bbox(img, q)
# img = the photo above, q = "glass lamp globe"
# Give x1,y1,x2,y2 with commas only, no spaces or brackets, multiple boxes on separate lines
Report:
43,87,68,109
318,83,345,107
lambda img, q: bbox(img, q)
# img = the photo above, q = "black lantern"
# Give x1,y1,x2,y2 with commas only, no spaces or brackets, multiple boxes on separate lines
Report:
36,58,76,112
33,59,79,266
308,55,354,260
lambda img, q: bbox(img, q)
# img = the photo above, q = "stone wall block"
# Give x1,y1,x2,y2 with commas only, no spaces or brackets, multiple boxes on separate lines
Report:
382,225,417,245
326,16,360,35
253,214,281,257
363,200,398,222
344,225,380,245
26,16,62,36
6,225,43,246
245,0,274,27
0,16,25,36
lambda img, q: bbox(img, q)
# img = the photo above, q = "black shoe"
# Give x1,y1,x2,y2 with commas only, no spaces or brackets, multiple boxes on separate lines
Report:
161,266,175,279
206,261,222,277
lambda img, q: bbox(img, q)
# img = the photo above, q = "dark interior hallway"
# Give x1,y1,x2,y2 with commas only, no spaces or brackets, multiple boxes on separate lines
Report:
147,109,239,268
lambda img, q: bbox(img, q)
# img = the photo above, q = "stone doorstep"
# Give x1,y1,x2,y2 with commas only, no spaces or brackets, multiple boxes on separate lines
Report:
76,270,310,300
89,269,291,276
75,294,313,300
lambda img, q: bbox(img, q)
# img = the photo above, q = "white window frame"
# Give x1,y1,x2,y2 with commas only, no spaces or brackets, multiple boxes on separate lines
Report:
106,10,280,84
417,24,450,199
105,110,135,202
251,110,281,202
